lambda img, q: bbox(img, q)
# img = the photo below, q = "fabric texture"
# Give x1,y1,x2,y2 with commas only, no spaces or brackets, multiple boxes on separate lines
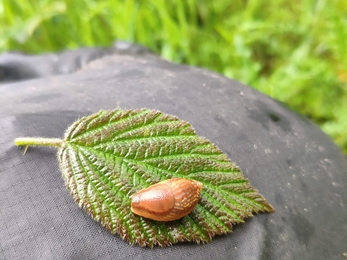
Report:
0,45,346,260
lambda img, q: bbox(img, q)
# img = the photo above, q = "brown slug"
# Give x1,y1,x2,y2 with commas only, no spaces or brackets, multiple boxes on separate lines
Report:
131,178,203,221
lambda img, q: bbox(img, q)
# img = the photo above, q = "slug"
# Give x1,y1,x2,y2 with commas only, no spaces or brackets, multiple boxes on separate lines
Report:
131,178,203,221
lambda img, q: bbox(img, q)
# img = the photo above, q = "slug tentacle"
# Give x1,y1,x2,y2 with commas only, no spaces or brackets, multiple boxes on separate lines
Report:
131,178,202,222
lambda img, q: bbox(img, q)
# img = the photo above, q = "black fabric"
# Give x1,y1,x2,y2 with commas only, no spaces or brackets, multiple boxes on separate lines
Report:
0,41,152,83
0,46,346,260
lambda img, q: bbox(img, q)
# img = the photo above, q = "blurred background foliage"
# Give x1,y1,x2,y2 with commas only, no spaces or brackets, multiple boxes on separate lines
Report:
1,0,346,153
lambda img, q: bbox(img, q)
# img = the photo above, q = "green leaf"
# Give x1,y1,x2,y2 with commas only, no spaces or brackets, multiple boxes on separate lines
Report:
16,109,273,247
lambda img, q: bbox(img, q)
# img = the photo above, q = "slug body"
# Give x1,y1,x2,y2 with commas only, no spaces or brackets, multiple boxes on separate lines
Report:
131,178,202,222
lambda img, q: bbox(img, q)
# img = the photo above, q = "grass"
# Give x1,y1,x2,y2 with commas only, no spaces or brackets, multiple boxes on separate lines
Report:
1,0,346,154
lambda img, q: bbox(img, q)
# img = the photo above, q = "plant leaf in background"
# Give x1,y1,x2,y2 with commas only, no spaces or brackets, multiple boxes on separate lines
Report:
16,109,273,247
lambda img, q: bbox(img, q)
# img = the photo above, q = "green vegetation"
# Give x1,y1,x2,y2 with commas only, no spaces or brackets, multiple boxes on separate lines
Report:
1,0,346,153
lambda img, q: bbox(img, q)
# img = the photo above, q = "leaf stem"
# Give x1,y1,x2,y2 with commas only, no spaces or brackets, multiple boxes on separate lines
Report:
14,137,64,148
